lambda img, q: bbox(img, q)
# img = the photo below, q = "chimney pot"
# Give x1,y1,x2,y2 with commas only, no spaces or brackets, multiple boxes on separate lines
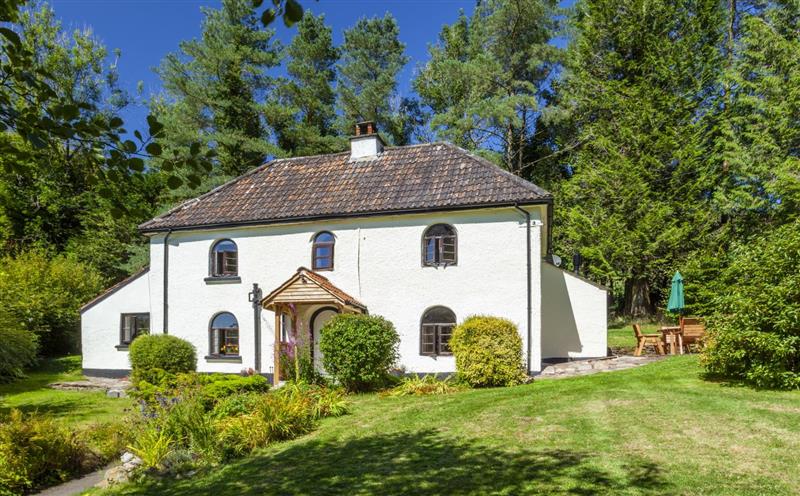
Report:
350,121,384,160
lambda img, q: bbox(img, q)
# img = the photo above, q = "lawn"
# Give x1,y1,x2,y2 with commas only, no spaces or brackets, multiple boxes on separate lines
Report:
91,356,800,496
0,356,132,426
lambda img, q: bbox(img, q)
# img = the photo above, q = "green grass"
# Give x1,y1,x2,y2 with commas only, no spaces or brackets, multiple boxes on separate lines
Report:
608,322,662,350
0,356,132,425
91,356,800,496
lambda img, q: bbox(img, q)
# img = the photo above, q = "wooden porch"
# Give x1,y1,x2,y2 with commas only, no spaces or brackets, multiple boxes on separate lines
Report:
261,267,367,385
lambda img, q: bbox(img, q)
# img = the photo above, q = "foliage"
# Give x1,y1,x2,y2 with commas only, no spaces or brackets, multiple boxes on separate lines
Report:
128,426,175,472
0,311,38,382
131,381,347,465
154,0,282,178
450,316,526,387
128,335,197,384
0,1,210,219
553,0,725,317
268,12,344,156
336,14,419,145
415,0,562,176
386,374,465,397
0,249,102,355
210,392,263,420
215,388,316,458
197,374,270,409
701,220,800,389
319,314,400,392
131,371,268,409
0,409,96,494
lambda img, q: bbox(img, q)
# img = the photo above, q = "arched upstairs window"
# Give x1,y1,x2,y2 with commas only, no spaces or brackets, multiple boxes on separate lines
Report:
209,312,239,357
420,306,456,356
422,224,457,267
312,231,335,271
211,239,238,277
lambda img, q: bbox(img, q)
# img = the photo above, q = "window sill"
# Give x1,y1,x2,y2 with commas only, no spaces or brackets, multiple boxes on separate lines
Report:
204,276,241,285
115,345,130,351
422,263,457,268
420,353,453,358
205,355,242,363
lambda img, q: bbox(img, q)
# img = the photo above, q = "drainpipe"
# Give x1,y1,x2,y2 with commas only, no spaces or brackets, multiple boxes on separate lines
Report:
249,283,263,373
513,204,532,375
162,229,173,334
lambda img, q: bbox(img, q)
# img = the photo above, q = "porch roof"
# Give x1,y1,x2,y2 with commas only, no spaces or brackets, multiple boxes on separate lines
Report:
260,267,367,312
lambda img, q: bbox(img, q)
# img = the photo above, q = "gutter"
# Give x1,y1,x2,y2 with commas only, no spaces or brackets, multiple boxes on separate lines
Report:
138,200,552,235
163,229,172,334
513,204,532,375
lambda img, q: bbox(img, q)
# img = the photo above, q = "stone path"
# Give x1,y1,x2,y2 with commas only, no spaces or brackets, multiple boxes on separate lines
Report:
538,355,665,379
33,464,114,496
49,377,131,398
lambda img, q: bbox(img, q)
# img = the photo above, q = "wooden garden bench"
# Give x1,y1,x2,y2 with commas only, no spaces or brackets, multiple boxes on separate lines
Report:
680,317,706,352
633,324,665,356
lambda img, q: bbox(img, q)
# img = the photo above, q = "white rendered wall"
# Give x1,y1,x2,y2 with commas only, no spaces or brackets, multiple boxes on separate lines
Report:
145,206,545,375
81,271,151,373
541,262,608,359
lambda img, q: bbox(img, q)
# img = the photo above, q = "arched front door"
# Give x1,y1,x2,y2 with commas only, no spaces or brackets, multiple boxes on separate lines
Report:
311,307,339,373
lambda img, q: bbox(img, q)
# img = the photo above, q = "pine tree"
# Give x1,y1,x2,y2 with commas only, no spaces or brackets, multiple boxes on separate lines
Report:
155,0,282,177
268,12,344,156
414,1,561,177
336,14,414,144
555,0,724,316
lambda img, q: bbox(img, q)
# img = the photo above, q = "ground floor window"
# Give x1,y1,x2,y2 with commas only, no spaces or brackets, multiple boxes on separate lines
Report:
209,312,239,356
120,313,150,346
420,306,456,356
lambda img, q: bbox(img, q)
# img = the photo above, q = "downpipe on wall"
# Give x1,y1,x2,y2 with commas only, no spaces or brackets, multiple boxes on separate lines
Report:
513,204,532,375
163,229,172,334
249,283,263,373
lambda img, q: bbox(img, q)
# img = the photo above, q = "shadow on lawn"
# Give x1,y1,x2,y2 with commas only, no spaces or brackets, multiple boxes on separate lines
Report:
122,429,672,496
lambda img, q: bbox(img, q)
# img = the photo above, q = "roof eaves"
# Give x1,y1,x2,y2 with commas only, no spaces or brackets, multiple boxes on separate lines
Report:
138,200,552,234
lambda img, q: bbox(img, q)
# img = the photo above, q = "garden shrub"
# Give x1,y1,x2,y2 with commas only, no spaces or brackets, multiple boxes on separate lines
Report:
0,250,103,355
0,311,38,383
0,410,96,494
319,314,399,391
211,392,262,419
131,372,269,408
197,374,270,409
129,334,196,384
387,374,465,396
701,220,800,389
215,391,317,458
450,315,526,387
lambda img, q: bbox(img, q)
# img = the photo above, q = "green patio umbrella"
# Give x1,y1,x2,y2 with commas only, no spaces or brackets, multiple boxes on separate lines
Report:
667,271,685,314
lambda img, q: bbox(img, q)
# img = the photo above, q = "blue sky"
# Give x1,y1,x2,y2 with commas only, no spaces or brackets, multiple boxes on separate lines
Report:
48,0,478,130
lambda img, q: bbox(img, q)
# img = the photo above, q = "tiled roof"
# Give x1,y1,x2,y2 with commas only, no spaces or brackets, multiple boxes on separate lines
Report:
79,266,149,313
139,142,551,233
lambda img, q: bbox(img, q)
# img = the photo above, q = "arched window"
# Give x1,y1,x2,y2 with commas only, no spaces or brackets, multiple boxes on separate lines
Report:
312,231,335,271
420,306,456,356
210,239,238,277
422,224,457,267
209,312,239,357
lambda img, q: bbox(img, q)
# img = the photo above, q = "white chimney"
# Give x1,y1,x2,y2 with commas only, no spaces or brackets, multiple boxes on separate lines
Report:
349,121,384,160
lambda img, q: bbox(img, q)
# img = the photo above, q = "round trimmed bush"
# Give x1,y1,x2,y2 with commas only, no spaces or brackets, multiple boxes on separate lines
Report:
450,316,526,387
129,334,196,384
319,314,399,392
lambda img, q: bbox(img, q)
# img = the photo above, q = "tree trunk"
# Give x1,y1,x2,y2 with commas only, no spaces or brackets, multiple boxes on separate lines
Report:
623,278,653,317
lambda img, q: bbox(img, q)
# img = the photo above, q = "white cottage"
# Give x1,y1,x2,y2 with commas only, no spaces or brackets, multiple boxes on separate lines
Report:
80,123,607,383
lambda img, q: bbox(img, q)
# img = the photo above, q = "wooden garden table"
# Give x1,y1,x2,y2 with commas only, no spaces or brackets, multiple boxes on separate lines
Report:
660,326,683,355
